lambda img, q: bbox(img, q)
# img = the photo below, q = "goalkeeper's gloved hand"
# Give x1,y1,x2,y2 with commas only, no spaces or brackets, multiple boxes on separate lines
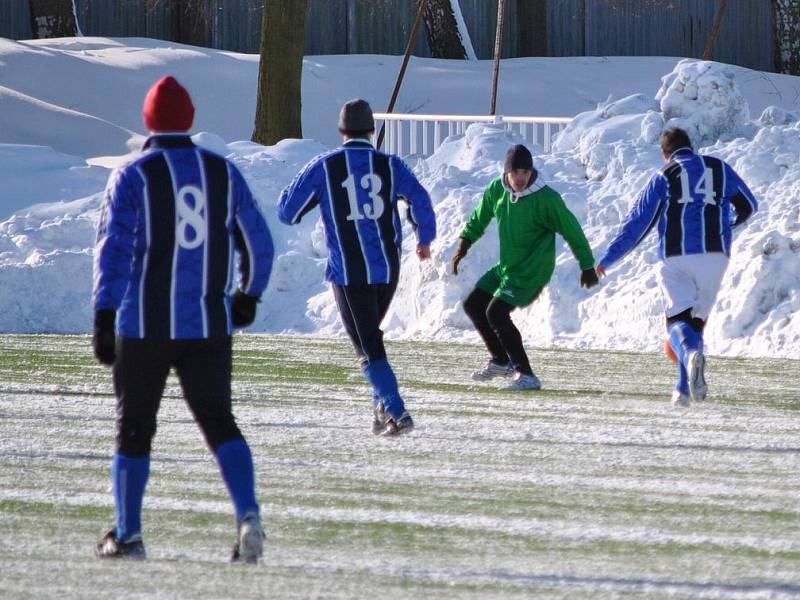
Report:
93,309,116,366
231,290,260,328
450,237,472,275
580,268,599,289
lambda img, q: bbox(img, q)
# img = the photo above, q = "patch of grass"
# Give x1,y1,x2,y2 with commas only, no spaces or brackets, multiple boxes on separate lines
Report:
0,499,108,522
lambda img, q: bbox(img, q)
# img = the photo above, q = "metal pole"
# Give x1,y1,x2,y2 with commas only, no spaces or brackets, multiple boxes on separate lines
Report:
702,0,730,61
490,0,506,116
377,0,427,149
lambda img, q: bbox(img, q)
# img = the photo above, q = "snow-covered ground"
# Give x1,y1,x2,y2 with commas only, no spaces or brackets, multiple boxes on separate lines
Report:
1,37,799,358
1,335,798,597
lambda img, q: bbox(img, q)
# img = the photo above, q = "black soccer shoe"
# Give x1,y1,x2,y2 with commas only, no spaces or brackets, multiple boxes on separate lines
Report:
372,402,387,435
95,529,146,559
380,411,414,437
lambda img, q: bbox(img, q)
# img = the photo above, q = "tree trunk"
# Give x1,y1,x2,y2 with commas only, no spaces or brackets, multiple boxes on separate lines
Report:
252,0,307,145
518,0,547,57
423,0,469,59
27,0,78,38
774,0,800,74
166,0,211,47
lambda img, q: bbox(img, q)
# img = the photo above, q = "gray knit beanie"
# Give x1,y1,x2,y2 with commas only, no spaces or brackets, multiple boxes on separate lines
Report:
338,98,375,133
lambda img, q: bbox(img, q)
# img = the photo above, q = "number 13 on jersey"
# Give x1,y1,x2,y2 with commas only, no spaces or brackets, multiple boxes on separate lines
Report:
342,173,385,221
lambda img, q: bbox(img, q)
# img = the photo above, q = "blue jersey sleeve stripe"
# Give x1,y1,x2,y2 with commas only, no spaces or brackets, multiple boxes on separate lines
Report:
162,152,181,339
724,163,757,230
291,191,318,224
277,154,325,225
231,162,273,298
390,155,436,246
730,191,756,227
135,165,151,338
601,173,665,268
734,169,758,213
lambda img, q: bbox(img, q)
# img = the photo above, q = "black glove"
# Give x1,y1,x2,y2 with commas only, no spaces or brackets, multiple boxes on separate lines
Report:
93,309,116,366
450,237,472,275
580,268,599,289
231,291,259,328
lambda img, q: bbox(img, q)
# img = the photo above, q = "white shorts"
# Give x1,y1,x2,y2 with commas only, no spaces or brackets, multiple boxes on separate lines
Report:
657,253,729,321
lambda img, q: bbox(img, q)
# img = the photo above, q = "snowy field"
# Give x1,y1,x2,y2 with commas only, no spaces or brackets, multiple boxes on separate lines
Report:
0,37,799,359
1,334,799,598
2,37,799,595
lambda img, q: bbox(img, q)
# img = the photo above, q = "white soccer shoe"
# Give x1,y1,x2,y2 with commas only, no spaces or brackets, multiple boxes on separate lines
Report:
687,350,708,402
472,360,515,381
231,512,264,564
671,390,690,407
506,372,542,391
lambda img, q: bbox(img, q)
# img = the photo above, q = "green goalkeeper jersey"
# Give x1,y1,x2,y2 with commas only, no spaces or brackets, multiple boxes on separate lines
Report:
460,176,595,305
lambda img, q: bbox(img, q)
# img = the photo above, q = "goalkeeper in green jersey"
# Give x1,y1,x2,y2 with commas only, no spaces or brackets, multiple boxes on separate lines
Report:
451,144,599,390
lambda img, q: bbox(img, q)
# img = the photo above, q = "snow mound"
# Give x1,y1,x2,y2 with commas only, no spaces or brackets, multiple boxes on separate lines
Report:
656,59,752,146
554,60,754,181
0,144,109,220
0,40,798,358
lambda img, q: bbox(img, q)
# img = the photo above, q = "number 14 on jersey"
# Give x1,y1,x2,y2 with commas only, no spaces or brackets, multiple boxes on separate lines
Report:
678,168,717,206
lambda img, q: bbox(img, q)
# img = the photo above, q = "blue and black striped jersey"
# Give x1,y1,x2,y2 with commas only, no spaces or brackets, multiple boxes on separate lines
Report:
93,134,273,339
600,147,758,269
277,139,436,286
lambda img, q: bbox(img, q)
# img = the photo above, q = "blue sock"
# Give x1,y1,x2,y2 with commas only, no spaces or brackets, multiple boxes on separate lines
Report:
362,358,405,418
676,363,689,395
215,439,259,524
668,322,701,368
112,452,150,542
669,322,702,395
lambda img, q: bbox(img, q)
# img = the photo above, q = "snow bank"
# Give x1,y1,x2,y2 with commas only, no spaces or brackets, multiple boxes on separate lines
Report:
550,59,800,358
656,59,752,146
0,144,108,220
1,38,798,359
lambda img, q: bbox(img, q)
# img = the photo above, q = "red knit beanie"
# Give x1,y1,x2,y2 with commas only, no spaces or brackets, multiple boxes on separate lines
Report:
142,76,195,132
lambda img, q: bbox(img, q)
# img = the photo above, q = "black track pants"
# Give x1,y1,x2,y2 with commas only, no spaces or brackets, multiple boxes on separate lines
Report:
463,287,533,375
112,336,242,456
331,280,398,365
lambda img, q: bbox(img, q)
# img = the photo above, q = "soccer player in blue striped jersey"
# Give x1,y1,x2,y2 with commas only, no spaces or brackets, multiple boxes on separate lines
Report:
597,127,758,406
92,76,273,561
278,98,437,436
